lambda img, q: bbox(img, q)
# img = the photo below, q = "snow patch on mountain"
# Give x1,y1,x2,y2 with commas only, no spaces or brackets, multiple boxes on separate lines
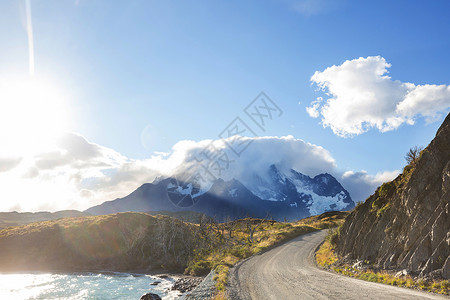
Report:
175,183,193,195
165,177,209,199
229,188,238,198
307,190,349,215
249,186,280,201
247,164,353,215
164,163,353,216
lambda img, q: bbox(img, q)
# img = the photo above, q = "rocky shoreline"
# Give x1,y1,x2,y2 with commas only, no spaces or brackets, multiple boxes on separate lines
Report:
139,274,205,300
170,276,204,293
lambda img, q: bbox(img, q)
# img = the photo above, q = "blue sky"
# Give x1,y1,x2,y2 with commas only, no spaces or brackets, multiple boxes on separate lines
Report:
0,0,449,211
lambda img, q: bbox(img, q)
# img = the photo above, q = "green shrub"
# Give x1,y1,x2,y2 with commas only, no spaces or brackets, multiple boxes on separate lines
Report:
272,223,292,230
230,245,253,259
358,272,378,282
378,181,394,198
186,260,212,276
377,203,391,218
326,225,341,246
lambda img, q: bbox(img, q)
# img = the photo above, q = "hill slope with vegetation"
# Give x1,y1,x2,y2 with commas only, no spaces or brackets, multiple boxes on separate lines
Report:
0,212,200,272
0,209,348,299
333,113,449,280
0,210,211,231
185,211,348,299
0,211,346,275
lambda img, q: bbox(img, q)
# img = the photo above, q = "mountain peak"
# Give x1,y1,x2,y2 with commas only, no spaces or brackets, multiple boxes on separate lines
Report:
247,165,354,215
85,163,354,221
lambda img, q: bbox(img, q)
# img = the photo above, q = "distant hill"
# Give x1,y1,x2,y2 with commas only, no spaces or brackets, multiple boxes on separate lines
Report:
0,210,211,229
0,212,199,272
145,210,212,224
86,165,354,221
0,210,88,230
0,211,348,275
335,113,450,279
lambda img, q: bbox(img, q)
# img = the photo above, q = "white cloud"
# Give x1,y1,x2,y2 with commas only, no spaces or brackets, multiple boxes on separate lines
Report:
397,84,450,122
306,97,322,118
192,135,336,183
0,157,22,173
307,56,450,137
340,169,400,203
34,133,125,170
0,132,130,211
0,133,339,211
0,131,394,211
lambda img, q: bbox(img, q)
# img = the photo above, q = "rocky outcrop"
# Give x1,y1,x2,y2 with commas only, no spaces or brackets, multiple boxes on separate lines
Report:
140,293,161,300
171,276,203,293
336,113,450,279
185,270,217,300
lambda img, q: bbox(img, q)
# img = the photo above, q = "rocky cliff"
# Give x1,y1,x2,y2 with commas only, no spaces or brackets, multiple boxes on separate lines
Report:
336,113,450,279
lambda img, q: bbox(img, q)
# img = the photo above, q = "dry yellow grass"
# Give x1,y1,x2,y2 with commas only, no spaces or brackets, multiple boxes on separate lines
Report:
316,240,338,267
186,211,348,299
315,237,449,295
212,291,227,300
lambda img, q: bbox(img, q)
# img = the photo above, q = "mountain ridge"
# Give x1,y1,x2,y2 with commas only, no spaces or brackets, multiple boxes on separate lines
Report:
85,165,354,221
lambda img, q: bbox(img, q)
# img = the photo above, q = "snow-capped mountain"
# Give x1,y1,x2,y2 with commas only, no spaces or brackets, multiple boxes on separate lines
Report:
86,164,354,221
248,164,354,215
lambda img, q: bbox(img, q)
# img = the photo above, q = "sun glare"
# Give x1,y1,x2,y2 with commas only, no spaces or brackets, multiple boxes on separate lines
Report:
0,77,70,154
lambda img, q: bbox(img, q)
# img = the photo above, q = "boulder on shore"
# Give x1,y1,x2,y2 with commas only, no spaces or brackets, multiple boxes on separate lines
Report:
140,293,162,300
171,277,204,293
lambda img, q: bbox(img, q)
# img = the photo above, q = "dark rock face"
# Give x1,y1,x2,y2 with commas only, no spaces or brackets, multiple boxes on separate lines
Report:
140,293,161,300
336,113,450,279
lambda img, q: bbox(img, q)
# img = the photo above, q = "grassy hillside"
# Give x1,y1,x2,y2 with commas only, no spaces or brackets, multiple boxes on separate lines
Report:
0,210,210,230
0,210,348,299
185,211,348,299
145,210,213,224
316,231,449,295
0,212,200,272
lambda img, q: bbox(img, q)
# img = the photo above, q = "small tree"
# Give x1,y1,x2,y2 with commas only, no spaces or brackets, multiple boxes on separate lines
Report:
245,214,269,244
223,216,235,239
405,146,423,166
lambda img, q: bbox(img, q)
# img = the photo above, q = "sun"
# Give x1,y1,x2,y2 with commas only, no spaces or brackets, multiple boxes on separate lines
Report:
0,76,70,154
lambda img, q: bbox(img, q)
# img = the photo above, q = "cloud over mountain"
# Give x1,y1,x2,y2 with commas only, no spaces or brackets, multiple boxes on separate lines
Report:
0,157,22,173
0,132,395,212
307,56,450,137
340,170,400,204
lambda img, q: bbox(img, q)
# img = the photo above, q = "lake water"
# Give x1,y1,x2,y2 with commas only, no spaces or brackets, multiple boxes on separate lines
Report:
0,272,183,300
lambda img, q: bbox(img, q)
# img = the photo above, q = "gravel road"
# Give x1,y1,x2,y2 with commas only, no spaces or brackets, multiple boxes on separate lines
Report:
228,230,449,300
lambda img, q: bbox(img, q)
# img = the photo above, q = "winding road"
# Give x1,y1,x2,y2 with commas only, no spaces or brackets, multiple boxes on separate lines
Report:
228,230,449,300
